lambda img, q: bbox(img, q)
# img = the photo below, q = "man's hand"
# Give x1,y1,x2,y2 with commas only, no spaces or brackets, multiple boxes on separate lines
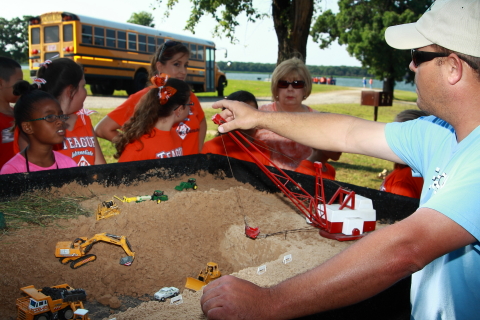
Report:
212,100,261,133
201,275,275,320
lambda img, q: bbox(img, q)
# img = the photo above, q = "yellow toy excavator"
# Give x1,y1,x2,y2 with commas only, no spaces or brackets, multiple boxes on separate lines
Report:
185,262,221,291
55,233,135,269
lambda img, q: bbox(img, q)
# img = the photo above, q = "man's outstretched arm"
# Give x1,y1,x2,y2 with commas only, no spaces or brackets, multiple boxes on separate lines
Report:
213,100,401,163
201,208,475,320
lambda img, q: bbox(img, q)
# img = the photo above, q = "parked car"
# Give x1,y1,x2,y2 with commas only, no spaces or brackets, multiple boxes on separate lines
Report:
154,287,180,302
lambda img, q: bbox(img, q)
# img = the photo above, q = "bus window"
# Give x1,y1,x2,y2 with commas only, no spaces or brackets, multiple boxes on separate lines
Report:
63,25,73,42
190,44,197,59
106,29,116,48
148,36,155,53
138,34,146,52
45,52,58,61
82,25,93,44
94,27,104,46
157,38,164,49
128,33,137,51
31,27,40,44
118,31,126,49
197,46,204,61
44,26,59,43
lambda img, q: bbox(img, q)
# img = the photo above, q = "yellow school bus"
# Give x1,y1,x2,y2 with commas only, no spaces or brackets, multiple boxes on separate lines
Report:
28,12,227,96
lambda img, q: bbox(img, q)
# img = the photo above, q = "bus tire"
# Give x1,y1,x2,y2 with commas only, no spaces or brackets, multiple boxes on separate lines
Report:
100,84,114,96
90,84,100,95
133,70,148,94
217,79,225,97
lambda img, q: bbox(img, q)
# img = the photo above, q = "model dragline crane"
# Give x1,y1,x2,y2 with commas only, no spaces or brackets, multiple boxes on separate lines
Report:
212,114,376,241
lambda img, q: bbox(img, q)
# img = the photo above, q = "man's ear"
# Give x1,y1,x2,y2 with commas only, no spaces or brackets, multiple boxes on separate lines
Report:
446,54,463,85
21,122,34,135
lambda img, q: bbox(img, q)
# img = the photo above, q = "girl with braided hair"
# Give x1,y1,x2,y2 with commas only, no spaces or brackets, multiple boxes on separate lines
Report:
114,74,191,162
1,80,76,174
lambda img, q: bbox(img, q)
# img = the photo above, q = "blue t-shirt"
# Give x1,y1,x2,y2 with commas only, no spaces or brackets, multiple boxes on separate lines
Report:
385,116,480,320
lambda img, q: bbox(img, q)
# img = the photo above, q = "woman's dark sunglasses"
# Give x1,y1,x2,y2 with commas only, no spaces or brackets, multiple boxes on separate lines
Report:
411,49,449,68
157,40,181,62
27,114,69,123
277,80,305,89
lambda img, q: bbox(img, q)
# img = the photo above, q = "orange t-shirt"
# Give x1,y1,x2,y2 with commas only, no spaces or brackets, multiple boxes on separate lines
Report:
254,102,313,170
108,89,205,155
0,110,15,169
118,128,183,162
201,133,272,167
12,110,97,166
295,160,336,180
380,165,423,199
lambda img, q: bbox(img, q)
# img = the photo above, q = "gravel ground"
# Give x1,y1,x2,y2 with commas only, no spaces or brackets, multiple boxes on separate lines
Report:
83,87,369,110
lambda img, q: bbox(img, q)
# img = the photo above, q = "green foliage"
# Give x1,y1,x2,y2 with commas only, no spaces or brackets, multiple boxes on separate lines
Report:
127,11,156,28
310,0,434,89
0,16,32,63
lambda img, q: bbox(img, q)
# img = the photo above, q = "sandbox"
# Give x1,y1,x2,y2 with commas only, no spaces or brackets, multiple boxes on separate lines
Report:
0,154,419,319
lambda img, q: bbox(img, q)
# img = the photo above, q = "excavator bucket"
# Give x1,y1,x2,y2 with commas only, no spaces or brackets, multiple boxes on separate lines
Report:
185,277,207,291
119,256,134,266
245,225,260,239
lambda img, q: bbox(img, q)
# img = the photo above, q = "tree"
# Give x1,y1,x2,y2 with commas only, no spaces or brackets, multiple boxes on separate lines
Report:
127,11,156,28
310,0,434,92
156,0,314,65
0,16,31,63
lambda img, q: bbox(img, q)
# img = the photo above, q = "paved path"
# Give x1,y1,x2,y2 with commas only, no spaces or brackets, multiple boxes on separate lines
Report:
84,87,415,110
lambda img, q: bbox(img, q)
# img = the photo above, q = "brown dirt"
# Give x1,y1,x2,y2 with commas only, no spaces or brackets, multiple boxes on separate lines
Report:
0,173,382,319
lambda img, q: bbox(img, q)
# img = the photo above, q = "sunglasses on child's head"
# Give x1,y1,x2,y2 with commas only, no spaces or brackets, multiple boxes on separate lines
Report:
27,114,69,123
157,40,181,62
277,80,305,89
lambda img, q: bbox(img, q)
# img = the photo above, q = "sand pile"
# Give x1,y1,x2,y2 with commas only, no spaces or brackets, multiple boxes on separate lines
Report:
0,174,377,319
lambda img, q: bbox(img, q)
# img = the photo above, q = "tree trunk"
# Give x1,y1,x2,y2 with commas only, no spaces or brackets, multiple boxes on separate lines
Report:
272,0,314,65
382,77,395,93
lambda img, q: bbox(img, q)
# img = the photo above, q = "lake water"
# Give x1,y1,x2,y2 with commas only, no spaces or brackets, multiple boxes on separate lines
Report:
226,72,416,93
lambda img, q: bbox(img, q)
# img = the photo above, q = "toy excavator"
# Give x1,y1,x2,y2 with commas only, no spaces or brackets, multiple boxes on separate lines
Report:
185,262,221,291
212,114,376,241
55,233,135,269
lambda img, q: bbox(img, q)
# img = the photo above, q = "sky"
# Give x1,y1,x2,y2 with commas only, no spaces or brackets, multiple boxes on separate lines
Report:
3,0,362,67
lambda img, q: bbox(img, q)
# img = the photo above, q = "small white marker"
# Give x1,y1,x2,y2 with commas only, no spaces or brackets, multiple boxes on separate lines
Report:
170,295,183,305
257,265,266,275
283,254,292,264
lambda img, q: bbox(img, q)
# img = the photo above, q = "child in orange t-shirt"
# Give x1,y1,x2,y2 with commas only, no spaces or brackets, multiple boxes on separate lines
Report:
202,91,272,166
295,149,342,180
114,75,191,162
0,57,23,169
95,41,206,154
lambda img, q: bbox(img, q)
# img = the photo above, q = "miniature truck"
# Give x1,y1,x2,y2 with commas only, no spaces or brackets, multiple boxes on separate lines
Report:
16,283,90,320
175,178,198,191
114,190,169,204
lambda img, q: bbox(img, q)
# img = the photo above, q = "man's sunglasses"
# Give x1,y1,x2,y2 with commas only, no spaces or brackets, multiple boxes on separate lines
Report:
27,114,69,123
157,40,181,62
277,80,305,89
411,49,449,68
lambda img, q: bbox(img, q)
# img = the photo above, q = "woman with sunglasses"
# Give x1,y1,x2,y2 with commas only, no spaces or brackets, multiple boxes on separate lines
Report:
1,81,76,174
113,75,191,162
95,41,207,156
255,57,314,170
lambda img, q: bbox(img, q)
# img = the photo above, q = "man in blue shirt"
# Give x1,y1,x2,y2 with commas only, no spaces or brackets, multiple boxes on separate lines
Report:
200,0,480,319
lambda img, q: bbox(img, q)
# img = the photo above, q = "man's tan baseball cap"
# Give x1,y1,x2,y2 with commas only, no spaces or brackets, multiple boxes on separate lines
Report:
385,0,480,58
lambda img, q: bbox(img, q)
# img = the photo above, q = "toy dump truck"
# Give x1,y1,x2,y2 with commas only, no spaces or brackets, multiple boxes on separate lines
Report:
175,178,198,191
16,283,90,320
185,262,221,291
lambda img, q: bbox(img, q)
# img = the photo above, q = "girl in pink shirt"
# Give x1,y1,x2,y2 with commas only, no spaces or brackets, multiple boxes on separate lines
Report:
1,80,76,174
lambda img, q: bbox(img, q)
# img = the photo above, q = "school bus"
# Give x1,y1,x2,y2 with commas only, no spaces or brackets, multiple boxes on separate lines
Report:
28,12,228,96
